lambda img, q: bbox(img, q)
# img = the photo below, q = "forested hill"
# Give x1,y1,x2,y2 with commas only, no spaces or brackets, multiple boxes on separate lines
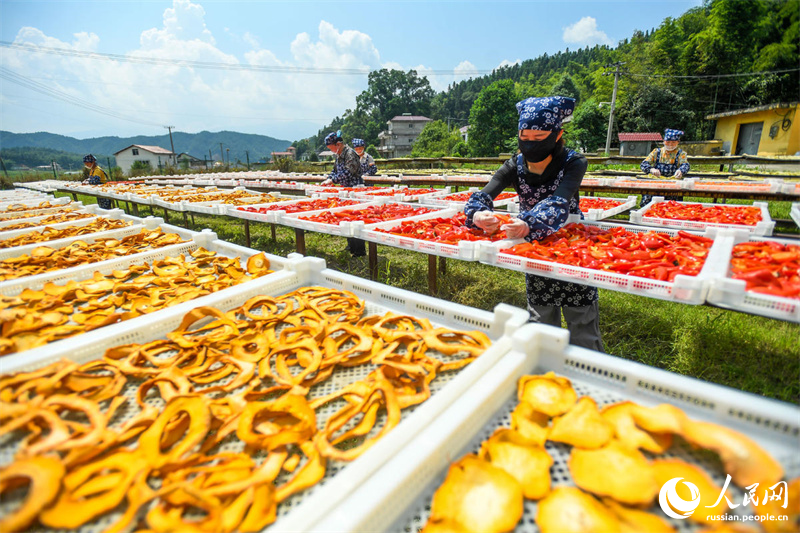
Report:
298,0,799,157
0,130,292,168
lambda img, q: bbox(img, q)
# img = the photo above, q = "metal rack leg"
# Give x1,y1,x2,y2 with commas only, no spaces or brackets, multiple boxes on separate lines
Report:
295,228,306,255
368,242,378,281
271,223,277,241
428,254,437,294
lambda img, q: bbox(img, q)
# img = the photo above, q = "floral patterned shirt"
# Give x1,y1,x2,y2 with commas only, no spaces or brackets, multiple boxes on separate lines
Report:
329,144,363,187
640,147,690,177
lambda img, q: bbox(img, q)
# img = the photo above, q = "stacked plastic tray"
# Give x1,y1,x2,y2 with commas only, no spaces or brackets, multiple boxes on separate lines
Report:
478,215,735,304
630,197,775,236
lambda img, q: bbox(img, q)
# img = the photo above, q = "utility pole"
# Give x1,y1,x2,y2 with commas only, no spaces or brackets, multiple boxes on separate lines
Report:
226,148,230,166
106,157,113,180
165,126,176,165
0,157,10,182
245,150,250,170
51,161,58,180
603,62,625,156
219,143,224,164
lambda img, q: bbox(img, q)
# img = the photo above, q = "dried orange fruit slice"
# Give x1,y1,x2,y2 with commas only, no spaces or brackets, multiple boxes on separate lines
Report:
536,486,620,533
549,396,613,449
517,372,576,417
479,428,553,500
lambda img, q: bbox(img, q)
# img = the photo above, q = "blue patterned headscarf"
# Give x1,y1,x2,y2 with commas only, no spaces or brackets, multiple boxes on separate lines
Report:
324,130,342,146
664,129,684,141
352,138,365,148
516,96,575,131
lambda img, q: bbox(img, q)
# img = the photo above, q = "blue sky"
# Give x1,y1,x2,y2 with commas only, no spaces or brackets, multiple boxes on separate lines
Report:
0,0,701,141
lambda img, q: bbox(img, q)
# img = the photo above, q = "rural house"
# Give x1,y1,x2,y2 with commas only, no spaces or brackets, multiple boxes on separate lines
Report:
114,144,176,173
377,114,433,158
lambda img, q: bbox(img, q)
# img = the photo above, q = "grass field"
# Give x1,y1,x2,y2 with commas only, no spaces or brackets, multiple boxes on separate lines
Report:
55,191,800,404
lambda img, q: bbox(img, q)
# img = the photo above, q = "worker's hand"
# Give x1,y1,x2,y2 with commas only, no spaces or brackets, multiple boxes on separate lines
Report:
501,218,531,239
673,170,683,179
320,179,333,186
650,168,661,177
473,211,501,234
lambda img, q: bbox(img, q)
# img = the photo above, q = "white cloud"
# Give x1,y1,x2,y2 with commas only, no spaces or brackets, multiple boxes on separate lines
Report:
562,16,613,47
0,1,486,142
496,58,522,70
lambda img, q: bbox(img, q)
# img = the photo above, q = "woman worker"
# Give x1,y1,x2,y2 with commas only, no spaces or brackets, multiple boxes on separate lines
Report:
639,128,690,206
464,96,604,352
319,131,366,256
82,154,112,209
320,131,363,187
352,138,377,176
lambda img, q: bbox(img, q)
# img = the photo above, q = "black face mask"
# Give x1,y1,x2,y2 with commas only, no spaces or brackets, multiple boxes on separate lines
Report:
518,130,559,163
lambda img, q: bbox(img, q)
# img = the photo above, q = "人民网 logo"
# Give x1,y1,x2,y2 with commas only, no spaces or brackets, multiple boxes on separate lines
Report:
659,477,701,519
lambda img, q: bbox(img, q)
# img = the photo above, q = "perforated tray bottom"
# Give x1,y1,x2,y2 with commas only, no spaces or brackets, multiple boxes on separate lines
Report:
0,298,470,532
393,378,800,533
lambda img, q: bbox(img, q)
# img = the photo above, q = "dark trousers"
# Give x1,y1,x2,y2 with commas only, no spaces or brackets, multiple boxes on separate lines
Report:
529,301,605,353
347,238,366,256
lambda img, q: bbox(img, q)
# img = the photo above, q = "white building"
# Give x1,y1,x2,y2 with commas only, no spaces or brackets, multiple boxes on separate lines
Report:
114,144,175,173
377,114,433,158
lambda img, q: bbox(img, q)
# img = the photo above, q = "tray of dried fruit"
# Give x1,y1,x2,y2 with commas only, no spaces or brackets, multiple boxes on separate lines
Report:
0,232,288,357
0,256,531,533
313,326,800,533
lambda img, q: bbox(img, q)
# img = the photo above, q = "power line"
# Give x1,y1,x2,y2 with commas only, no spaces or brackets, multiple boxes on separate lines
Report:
0,67,164,127
623,68,799,79
0,41,498,76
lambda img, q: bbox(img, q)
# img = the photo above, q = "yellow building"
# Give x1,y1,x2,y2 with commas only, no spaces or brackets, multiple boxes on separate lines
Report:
705,102,799,156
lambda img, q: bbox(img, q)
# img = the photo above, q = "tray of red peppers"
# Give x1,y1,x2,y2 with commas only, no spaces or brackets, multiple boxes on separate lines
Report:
632,198,774,235
229,198,362,222
579,195,637,221
425,190,518,207
481,219,725,304
278,202,437,237
361,209,514,261
707,238,800,322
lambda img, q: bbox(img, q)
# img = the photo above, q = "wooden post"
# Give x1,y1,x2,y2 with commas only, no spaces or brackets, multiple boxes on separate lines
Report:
428,254,437,294
190,213,195,227
295,228,306,255
270,223,277,241
368,242,378,281
438,256,446,276
132,202,140,216
71,192,78,202
163,208,170,223
244,220,251,248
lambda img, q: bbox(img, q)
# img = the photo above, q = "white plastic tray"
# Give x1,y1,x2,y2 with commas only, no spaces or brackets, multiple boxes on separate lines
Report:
0,207,129,242
0,222,205,294
0,256,531,533
0,202,87,223
706,234,800,323
0,196,71,211
228,197,365,224
0,213,161,261
315,327,800,533
781,182,800,195
684,178,783,193
580,195,638,220
277,200,388,236
631,197,775,236
359,208,487,261
578,176,609,187
606,177,686,190
422,188,519,209
479,216,734,304
791,202,800,228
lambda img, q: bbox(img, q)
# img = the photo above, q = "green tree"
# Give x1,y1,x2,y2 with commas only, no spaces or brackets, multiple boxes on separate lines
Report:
129,160,152,177
468,80,519,156
411,121,462,157
616,84,694,136
566,98,609,152
550,73,581,102
366,144,379,159
450,141,468,157
355,69,435,126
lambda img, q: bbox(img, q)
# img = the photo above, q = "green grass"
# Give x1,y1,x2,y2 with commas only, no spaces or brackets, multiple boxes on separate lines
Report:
57,192,800,404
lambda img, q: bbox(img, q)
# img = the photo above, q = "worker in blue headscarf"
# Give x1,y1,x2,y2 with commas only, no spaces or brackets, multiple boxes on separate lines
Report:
82,154,113,209
464,96,604,352
352,138,377,176
639,128,689,206
320,131,363,187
